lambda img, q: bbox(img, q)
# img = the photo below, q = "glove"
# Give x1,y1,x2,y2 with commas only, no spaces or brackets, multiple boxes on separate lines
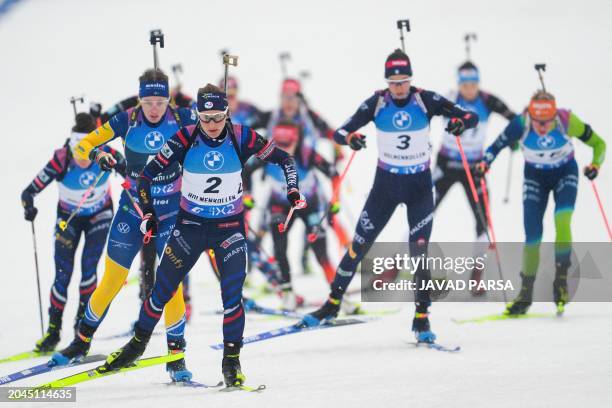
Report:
95,151,117,172
327,201,341,226
89,102,102,119
446,118,466,136
24,205,38,221
346,132,366,151
286,188,305,208
474,161,489,176
584,164,599,180
243,194,255,210
139,212,158,237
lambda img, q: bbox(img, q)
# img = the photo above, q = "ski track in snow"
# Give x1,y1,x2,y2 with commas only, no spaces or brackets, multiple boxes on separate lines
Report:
1,1,611,407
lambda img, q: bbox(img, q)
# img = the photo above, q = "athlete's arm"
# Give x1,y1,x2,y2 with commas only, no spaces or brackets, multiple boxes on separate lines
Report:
240,127,298,192
21,146,69,208
308,109,335,140
333,93,380,145
73,112,129,160
482,92,516,121
567,112,606,167
421,90,479,129
483,115,526,165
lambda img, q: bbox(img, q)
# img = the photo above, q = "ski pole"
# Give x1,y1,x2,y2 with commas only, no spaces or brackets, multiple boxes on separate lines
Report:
171,63,183,87
149,29,164,71
503,150,513,204
278,199,307,233
58,171,105,231
590,181,612,241
464,33,477,61
121,180,153,244
29,222,45,337
396,19,410,52
307,150,357,242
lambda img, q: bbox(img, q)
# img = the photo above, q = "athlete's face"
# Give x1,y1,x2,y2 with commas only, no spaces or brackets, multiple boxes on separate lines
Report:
140,96,169,123
387,75,411,99
199,109,227,138
281,94,300,117
459,81,479,101
532,119,555,136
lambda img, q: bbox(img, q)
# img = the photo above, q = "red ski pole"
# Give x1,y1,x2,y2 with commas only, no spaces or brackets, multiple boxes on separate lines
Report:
590,181,612,241
121,180,153,244
277,199,307,233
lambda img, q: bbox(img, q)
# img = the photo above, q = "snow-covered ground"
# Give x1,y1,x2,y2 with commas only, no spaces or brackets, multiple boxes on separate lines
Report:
0,0,611,407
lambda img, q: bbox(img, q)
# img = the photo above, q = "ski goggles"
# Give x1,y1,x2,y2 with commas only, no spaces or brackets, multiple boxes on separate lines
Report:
198,108,229,123
386,78,411,85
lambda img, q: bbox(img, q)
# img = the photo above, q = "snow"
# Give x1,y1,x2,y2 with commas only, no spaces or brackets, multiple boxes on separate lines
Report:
0,0,611,407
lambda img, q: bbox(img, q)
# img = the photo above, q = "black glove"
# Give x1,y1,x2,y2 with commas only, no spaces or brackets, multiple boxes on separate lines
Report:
287,188,305,207
139,212,158,237
474,161,489,176
584,164,599,180
24,205,38,221
95,150,117,172
446,118,466,136
346,132,366,151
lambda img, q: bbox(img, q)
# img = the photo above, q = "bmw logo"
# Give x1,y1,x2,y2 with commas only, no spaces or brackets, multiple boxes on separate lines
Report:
117,222,130,234
144,131,165,151
204,151,224,170
392,111,412,130
537,135,556,149
79,171,96,188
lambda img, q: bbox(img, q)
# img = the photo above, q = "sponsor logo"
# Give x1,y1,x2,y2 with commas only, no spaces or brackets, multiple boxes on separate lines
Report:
79,171,97,188
392,111,412,130
117,222,130,234
221,232,244,249
204,101,213,109
145,131,165,151
173,229,180,237
359,211,374,232
537,134,556,149
160,144,173,159
353,232,365,245
37,170,50,183
223,244,246,262
204,151,224,171
153,198,169,206
164,245,184,268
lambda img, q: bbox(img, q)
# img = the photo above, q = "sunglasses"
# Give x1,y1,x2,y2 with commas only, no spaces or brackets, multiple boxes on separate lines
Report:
140,99,170,108
386,78,411,85
198,108,229,123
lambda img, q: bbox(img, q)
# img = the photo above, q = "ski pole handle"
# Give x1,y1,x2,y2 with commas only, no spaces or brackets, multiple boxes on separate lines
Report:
121,180,154,243
590,181,612,241
278,200,307,234
59,171,105,231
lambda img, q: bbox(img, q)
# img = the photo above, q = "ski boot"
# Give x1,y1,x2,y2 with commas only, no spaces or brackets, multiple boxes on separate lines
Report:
222,341,245,387
50,323,95,366
166,338,192,382
470,265,486,296
281,287,298,311
300,297,341,327
99,327,151,373
73,301,86,335
504,273,535,316
34,316,61,353
553,263,569,316
412,311,436,343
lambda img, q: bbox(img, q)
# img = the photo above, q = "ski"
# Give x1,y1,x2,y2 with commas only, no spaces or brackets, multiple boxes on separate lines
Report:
201,304,304,319
165,380,224,388
98,329,162,341
0,354,106,385
220,384,266,393
0,350,53,364
408,342,461,353
209,318,373,350
452,312,557,324
35,352,184,389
